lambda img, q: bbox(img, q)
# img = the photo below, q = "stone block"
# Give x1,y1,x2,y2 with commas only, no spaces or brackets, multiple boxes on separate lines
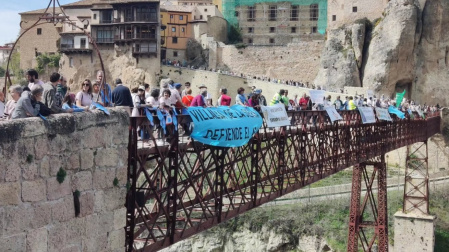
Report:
104,187,126,211
52,196,75,223
40,155,50,178
116,166,127,186
71,171,93,192
82,128,106,149
79,191,94,217
93,168,116,190
5,206,33,234
94,148,119,168
117,146,128,166
17,139,37,164
67,132,82,152
82,234,107,252
49,155,63,176
67,153,81,170
85,212,113,237
35,136,50,160
50,135,68,153
0,232,26,251
48,223,67,252
0,207,4,237
26,227,47,252
62,245,82,252
47,176,71,200
22,179,46,202
79,149,94,170
31,201,52,229
23,163,38,180
66,217,86,244
93,191,105,213
5,162,21,182
0,182,21,206
113,207,127,230
108,229,125,251
21,117,46,138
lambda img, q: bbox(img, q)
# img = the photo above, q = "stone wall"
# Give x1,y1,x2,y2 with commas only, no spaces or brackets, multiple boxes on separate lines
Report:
161,65,346,103
327,0,387,29
209,41,324,82
0,109,129,252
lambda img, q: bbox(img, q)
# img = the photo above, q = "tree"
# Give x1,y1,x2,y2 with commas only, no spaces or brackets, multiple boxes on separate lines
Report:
9,50,22,77
35,53,61,76
228,25,242,44
0,66,5,77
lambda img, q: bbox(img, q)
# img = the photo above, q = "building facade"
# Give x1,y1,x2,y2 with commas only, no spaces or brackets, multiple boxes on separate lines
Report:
327,0,389,29
18,8,62,70
0,43,13,66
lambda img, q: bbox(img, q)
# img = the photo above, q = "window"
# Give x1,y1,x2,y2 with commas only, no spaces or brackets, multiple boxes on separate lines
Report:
37,28,42,35
248,27,254,33
269,27,275,33
310,4,318,21
204,8,207,12
248,38,253,44
161,14,163,18
172,27,176,32
96,27,114,43
332,15,336,21
72,24,76,31
100,10,113,23
179,15,183,20
173,51,178,57
235,11,239,17
269,5,277,21
125,8,133,21
200,15,203,19
311,26,317,33
207,15,211,18
353,6,357,12
93,14,97,20
69,57,73,67
172,37,178,43
247,6,255,21
290,6,298,21
291,27,296,33
181,27,185,32
170,15,174,19
80,38,86,48
269,38,275,44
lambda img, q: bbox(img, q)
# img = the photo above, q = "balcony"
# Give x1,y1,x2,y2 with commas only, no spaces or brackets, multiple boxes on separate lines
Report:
114,34,157,42
94,37,114,43
59,43,92,54
113,17,158,23
132,45,157,56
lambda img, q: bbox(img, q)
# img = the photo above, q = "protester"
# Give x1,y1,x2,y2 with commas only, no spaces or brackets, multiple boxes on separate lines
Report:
170,83,185,111
75,79,93,108
57,75,68,98
299,93,309,110
270,89,287,107
2,85,22,120
348,96,357,110
62,93,85,112
248,90,261,112
26,69,44,89
181,82,191,97
112,78,133,107
257,89,267,106
12,85,43,119
181,89,194,107
217,88,231,106
133,85,149,112
0,92,4,117
96,70,113,106
42,72,72,113
144,83,151,99
235,87,248,106
190,89,208,107
333,96,343,110
91,81,101,105
146,88,160,107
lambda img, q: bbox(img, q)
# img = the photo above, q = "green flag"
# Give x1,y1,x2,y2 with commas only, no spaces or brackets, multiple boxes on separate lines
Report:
396,89,406,108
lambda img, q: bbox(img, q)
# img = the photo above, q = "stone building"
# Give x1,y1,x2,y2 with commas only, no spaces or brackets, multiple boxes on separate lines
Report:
0,43,13,66
58,0,161,89
327,0,389,29
222,0,327,45
18,8,62,71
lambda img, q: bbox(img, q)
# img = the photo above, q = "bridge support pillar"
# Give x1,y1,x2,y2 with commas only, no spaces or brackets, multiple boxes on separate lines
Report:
347,155,388,252
393,141,435,251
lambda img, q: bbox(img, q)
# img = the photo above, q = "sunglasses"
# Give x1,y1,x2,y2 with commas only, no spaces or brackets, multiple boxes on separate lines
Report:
83,83,90,87
138,89,144,92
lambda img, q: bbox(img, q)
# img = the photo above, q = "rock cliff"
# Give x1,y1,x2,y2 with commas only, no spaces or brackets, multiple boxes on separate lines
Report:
314,0,449,106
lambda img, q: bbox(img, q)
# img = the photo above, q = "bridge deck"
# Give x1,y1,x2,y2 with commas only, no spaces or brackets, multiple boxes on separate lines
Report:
126,110,441,251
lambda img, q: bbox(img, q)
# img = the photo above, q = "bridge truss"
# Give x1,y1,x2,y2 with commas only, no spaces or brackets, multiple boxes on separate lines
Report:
126,110,440,251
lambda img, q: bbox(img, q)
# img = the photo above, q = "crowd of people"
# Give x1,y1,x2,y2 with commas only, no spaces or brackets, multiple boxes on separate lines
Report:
0,69,442,145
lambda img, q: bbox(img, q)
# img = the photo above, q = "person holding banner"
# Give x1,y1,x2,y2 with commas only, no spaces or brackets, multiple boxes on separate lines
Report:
217,88,232,106
191,89,208,107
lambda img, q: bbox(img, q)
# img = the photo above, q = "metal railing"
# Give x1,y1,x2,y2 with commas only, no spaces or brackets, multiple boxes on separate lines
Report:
125,109,441,251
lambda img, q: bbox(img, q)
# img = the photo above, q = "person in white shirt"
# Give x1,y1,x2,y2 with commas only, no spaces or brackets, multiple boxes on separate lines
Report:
0,91,5,117
26,69,44,89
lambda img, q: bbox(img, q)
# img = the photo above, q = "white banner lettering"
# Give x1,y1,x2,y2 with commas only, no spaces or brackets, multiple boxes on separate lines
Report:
261,103,290,127
358,107,376,124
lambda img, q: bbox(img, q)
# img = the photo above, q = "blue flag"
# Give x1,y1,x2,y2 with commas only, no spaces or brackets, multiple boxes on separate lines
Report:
388,105,405,119
92,102,110,115
144,108,154,126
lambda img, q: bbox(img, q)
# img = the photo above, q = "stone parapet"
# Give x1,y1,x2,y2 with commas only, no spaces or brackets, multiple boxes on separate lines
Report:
0,108,129,252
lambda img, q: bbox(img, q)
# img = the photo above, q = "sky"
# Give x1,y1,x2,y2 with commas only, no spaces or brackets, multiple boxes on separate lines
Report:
0,0,75,45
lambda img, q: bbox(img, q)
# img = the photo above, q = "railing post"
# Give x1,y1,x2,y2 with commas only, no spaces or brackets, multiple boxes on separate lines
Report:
125,117,138,252
278,126,286,195
214,147,228,223
347,163,362,252
250,133,260,207
167,128,179,244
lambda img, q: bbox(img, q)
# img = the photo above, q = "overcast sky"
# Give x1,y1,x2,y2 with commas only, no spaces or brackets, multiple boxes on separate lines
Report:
0,0,74,45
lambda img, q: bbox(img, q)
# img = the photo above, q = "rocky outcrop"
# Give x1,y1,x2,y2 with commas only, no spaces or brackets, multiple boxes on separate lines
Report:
161,227,334,252
362,0,421,96
313,22,365,89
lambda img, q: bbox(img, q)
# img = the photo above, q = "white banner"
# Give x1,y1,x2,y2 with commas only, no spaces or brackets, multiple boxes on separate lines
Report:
309,90,326,104
375,107,392,122
325,107,343,123
358,107,376,124
261,103,290,127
